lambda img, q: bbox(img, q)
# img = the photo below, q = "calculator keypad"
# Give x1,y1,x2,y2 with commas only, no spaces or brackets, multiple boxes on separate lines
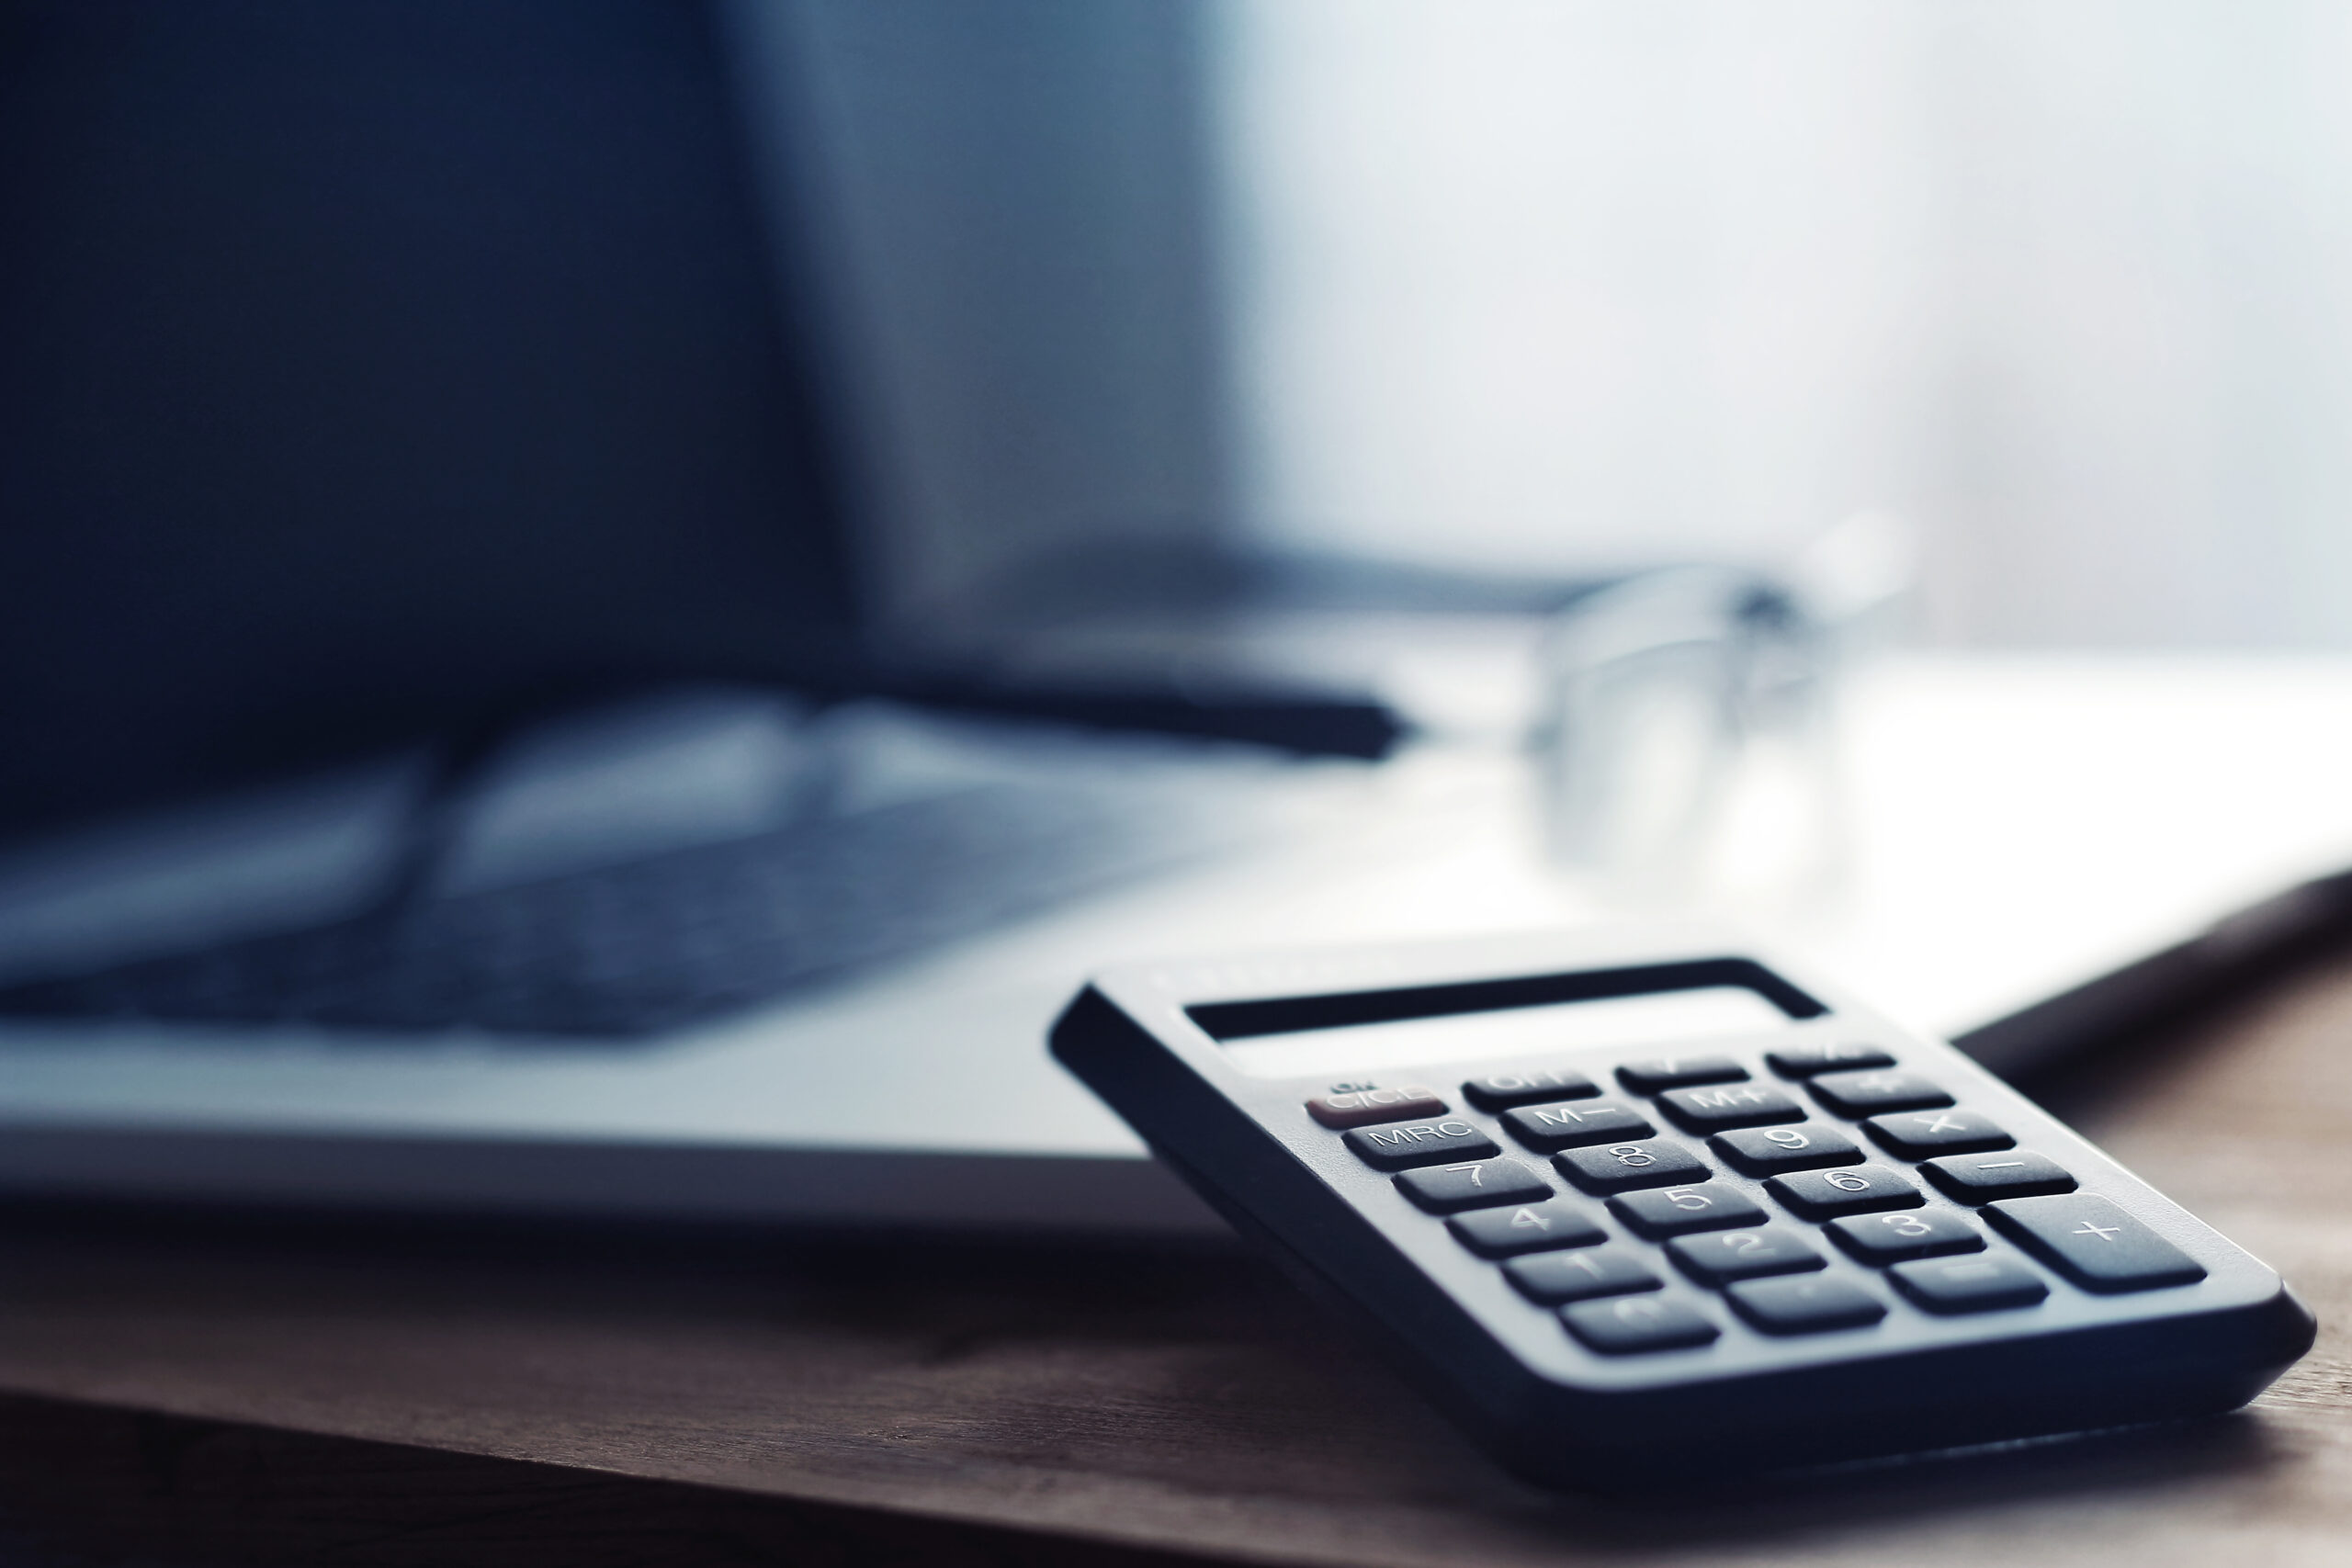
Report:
1314,1040,2195,1356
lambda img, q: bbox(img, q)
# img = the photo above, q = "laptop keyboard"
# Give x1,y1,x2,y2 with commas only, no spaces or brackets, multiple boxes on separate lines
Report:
0,780,1237,1039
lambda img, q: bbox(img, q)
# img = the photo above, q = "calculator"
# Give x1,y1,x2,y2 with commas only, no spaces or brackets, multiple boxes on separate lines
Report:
1048,927,2316,1486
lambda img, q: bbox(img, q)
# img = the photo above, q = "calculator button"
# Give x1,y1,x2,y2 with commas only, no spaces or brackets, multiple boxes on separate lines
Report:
1306,1085,1447,1130
1808,1069,1954,1117
1341,1119,1501,1171
1984,1193,2208,1292
1448,1199,1608,1258
1499,1100,1655,1152
1863,1109,2015,1158
1665,1226,1826,1285
1559,1293,1720,1354
1552,1139,1711,1194
1826,1208,1985,1264
1393,1157,1554,1214
1461,1068,1600,1111
1724,1275,1887,1335
1609,1183,1769,1238
1888,1254,2049,1313
1504,1247,1661,1304
1710,1124,1863,1176
1765,1163,1924,1220
1657,1083,1806,1133
1616,1055,1747,1093
1765,1042,1895,1077
1920,1152,2077,1203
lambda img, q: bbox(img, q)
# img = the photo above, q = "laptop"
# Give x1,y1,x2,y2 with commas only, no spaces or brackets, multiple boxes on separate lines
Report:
4,0,2349,1236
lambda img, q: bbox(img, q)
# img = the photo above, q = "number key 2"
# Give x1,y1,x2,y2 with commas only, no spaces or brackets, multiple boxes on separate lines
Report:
1666,1226,1826,1284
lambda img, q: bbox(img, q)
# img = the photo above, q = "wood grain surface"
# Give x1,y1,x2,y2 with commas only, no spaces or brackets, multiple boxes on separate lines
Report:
0,951,2345,1566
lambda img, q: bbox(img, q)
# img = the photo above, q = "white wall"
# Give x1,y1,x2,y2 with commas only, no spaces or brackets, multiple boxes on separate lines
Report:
1221,0,2352,646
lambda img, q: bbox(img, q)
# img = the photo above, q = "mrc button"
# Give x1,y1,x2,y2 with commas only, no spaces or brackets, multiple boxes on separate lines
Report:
1342,1118,1500,1171
1306,1085,1446,1129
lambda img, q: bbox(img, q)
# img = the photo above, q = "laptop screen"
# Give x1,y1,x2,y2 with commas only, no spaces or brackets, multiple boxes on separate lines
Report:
0,0,864,841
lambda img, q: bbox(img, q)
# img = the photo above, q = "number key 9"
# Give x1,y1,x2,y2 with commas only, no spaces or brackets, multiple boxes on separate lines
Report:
1710,1124,1865,1176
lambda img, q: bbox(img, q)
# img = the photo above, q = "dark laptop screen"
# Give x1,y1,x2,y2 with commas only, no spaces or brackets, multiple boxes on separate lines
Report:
0,0,862,840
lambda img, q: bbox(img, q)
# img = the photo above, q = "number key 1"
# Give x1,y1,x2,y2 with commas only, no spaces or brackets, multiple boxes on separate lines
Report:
1710,1124,1864,1176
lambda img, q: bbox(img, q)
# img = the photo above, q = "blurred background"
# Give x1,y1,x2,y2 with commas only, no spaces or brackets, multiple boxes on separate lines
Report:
7,0,2352,1224
763,0,2352,649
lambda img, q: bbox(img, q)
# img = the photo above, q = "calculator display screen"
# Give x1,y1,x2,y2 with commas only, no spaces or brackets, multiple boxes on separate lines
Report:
1214,986,1792,1079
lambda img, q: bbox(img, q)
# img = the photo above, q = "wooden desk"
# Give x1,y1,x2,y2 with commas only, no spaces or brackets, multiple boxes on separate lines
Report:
0,953,2344,1567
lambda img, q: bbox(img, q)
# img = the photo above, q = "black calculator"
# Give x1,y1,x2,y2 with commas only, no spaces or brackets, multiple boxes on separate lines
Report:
1049,928,2315,1486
